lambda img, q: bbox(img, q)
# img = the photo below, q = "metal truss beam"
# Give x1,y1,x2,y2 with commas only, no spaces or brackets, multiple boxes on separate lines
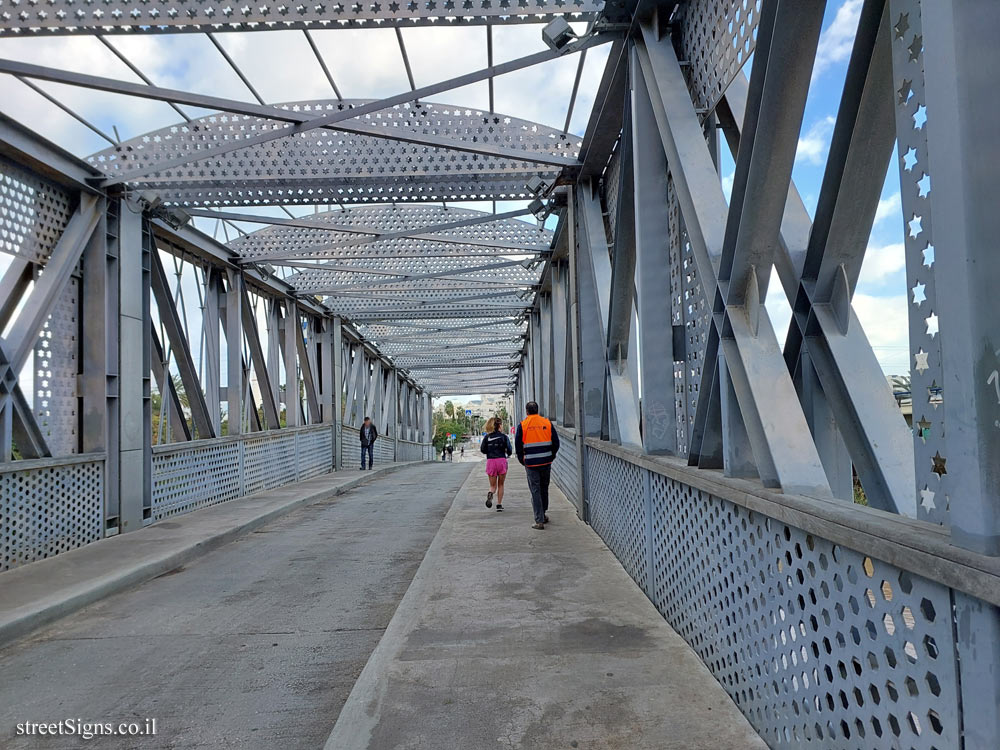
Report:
0,2,604,36
637,15,831,497
198,207,543,255
150,248,217,439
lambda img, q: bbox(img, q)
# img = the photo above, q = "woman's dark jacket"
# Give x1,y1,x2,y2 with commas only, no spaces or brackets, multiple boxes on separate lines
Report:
480,430,513,459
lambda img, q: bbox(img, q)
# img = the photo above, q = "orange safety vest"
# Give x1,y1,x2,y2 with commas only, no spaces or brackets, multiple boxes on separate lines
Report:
520,414,554,467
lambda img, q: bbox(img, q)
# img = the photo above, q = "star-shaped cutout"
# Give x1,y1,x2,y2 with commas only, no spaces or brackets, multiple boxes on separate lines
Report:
897,78,912,105
914,348,929,373
925,312,938,338
922,243,935,267
894,12,910,40
931,451,947,476
913,104,927,130
920,486,936,510
912,281,926,305
902,146,918,171
917,173,931,198
908,214,923,238
917,415,931,442
908,34,923,62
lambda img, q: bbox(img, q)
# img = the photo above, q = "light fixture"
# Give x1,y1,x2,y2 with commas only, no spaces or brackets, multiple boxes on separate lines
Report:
542,18,577,51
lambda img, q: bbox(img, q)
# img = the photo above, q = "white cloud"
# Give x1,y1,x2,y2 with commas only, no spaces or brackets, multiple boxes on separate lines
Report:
873,192,901,225
858,242,905,287
813,0,862,80
721,172,735,202
796,116,836,165
852,293,910,373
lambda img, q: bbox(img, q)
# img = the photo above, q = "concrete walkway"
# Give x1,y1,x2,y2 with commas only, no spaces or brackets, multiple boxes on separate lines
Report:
0,462,469,749
0,463,416,648
325,462,767,750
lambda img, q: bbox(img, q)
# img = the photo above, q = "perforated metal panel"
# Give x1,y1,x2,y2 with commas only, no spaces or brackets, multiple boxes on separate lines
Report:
297,427,334,480
0,0,603,36
34,276,79,456
86,101,575,207
585,444,962,750
242,432,297,494
586,448,649,593
888,0,945,526
396,440,424,462
677,0,762,115
151,426,333,519
151,440,241,519
551,427,578,508
375,438,395,464
0,157,74,263
1,457,103,571
667,176,709,458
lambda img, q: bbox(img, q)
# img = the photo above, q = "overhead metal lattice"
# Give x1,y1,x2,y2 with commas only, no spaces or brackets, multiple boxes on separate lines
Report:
229,204,547,391
0,0,604,36
85,100,578,206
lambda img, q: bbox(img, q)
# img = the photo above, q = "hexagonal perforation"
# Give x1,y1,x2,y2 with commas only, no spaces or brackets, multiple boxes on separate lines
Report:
581,448,963,750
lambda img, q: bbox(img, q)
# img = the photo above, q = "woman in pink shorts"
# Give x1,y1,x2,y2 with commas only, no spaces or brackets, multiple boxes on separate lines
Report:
480,417,513,512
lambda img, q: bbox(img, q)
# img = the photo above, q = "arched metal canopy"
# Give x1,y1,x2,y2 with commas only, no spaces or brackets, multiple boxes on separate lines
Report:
85,100,579,206
227,204,549,391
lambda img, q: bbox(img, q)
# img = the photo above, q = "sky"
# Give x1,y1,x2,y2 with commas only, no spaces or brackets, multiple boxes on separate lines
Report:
0,0,912,407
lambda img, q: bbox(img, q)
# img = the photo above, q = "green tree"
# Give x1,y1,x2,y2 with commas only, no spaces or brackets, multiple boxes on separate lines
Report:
444,400,455,418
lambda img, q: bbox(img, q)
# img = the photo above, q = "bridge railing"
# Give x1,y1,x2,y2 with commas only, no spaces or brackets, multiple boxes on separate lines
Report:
566,437,1000,750
151,424,334,521
1,454,106,572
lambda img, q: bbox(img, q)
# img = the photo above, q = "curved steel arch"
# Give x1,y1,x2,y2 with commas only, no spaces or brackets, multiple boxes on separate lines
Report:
230,204,543,391
0,0,603,36
86,100,578,206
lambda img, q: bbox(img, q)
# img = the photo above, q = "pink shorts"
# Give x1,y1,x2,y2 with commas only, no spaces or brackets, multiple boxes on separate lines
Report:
485,458,508,477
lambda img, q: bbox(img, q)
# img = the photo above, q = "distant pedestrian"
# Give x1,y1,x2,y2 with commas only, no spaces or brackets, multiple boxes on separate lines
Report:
441,448,446,462
515,402,559,530
460,446,465,458
447,444,454,462
481,417,512,512
360,416,378,470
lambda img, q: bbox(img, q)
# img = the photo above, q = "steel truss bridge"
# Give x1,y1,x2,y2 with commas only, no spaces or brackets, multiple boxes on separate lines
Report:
1,1,999,747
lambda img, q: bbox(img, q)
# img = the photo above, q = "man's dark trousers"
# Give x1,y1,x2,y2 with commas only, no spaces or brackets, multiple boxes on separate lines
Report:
361,443,373,470
525,464,551,524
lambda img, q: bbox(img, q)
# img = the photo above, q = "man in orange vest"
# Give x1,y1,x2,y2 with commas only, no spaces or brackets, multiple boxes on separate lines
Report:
515,401,560,530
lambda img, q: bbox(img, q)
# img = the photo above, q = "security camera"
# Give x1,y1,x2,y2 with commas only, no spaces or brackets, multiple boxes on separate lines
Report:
542,18,577,51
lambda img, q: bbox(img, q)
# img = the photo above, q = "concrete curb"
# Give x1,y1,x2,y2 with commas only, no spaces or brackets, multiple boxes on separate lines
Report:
0,462,428,649
322,463,478,749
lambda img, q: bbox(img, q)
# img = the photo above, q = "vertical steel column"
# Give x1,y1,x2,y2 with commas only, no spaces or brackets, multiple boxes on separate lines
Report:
539,293,554,417
267,298,281,416
332,317,343,469
117,204,150,532
551,262,568,424
919,5,1000,737
225,269,242,435
422,391,432,445
567,186,589,519
203,268,222,435
921,0,1000,554
631,46,676,455
575,181,611,439
283,300,300,427
80,206,113,529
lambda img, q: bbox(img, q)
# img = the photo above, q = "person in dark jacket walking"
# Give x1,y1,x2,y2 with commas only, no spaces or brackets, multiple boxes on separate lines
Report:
480,417,512,512
515,402,559,529
360,416,378,470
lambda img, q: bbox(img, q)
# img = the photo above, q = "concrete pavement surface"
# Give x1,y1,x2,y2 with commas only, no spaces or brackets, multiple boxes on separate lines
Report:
0,462,470,749
325,462,767,750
